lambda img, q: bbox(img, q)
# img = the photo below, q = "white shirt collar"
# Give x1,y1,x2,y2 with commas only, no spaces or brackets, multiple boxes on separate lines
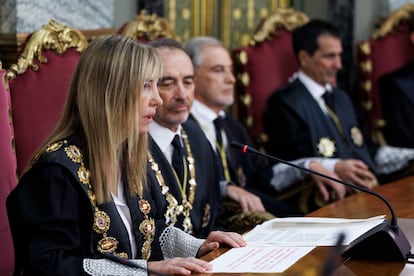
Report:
149,120,181,160
191,100,226,148
297,70,332,100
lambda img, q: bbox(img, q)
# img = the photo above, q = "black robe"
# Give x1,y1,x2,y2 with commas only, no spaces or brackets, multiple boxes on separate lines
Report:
7,135,164,276
149,119,222,238
263,79,377,174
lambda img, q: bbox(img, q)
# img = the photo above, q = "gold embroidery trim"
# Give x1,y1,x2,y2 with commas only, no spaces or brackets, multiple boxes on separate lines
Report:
53,142,154,259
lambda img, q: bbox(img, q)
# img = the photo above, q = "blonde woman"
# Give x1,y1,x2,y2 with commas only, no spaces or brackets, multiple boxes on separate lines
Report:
7,35,245,276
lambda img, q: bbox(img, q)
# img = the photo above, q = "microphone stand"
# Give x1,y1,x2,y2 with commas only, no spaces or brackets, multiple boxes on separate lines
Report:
231,141,412,261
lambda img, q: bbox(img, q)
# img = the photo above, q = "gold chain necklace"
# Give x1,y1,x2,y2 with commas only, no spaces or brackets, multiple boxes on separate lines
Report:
148,128,196,234
45,140,155,260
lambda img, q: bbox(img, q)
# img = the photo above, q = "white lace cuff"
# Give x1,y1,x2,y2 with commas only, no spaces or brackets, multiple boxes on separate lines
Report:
83,258,147,276
270,157,313,192
159,226,205,259
375,146,414,174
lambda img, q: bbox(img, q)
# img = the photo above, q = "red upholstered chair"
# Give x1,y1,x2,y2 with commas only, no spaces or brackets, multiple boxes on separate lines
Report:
232,8,309,149
356,3,414,144
0,61,17,275
232,9,333,214
7,19,88,175
118,10,177,42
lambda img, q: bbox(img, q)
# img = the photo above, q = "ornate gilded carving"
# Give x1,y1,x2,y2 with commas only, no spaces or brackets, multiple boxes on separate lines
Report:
241,93,252,106
376,119,386,128
258,133,269,144
121,10,177,41
371,3,414,39
245,115,253,127
240,72,250,86
7,19,87,80
360,60,372,73
372,129,387,146
359,42,371,55
362,100,373,111
238,51,248,65
249,8,309,46
362,80,372,92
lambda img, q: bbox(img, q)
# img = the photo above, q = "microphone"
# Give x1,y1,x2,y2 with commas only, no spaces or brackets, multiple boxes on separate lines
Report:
231,141,412,261
323,233,345,276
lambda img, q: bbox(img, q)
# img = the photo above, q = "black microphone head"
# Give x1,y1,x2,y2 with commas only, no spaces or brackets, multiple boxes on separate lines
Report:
230,141,245,150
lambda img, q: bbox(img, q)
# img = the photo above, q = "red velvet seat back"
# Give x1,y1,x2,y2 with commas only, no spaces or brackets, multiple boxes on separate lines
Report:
0,66,17,275
8,19,88,175
9,49,81,175
232,8,309,147
356,4,414,144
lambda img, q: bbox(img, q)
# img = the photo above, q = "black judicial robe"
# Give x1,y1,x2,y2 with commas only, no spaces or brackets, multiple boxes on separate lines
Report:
148,119,221,238
263,79,377,173
187,113,302,217
379,61,414,148
7,135,164,276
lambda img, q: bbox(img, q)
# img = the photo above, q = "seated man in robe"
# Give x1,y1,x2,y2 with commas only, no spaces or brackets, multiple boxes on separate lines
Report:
264,19,414,186
148,38,278,235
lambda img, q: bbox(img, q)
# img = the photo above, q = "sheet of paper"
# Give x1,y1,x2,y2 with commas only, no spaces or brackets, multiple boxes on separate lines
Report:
209,246,314,273
243,215,385,246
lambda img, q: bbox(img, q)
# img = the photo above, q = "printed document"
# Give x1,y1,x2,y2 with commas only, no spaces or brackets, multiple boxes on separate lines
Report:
210,246,314,273
243,215,385,246
209,215,385,273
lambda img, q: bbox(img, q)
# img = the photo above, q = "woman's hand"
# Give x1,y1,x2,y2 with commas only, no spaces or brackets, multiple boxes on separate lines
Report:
198,230,246,257
148,258,212,275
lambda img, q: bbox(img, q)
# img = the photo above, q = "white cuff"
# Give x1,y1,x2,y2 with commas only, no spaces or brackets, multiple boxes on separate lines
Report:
159,226,205,259
83,258,147,276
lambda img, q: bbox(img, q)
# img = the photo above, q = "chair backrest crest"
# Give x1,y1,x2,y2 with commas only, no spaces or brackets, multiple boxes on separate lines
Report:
356,3,414,144
371,3,414,39
249,8,309,46
7,19,88,80
119,10,177,41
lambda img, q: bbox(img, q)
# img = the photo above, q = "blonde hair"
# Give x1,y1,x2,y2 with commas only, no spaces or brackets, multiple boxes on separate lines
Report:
32,35,162,203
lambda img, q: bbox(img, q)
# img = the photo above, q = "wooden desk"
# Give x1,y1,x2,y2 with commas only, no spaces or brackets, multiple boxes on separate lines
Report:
200,176,414,275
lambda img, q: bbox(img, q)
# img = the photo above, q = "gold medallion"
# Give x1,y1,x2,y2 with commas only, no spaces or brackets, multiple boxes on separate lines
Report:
317,137,336,157
64,145,83,163
93,210,110,234
46,141,65,153
116,252,128,259
350,126,363,147
139,199,151,215
97,236,118,253
183,216,193,234
139,218,155,235
77,165,90,185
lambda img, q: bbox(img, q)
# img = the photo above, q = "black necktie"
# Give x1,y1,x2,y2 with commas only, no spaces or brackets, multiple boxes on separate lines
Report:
171,134,185,183
213,116,232,181
322,90,335,113
213,117,224,147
